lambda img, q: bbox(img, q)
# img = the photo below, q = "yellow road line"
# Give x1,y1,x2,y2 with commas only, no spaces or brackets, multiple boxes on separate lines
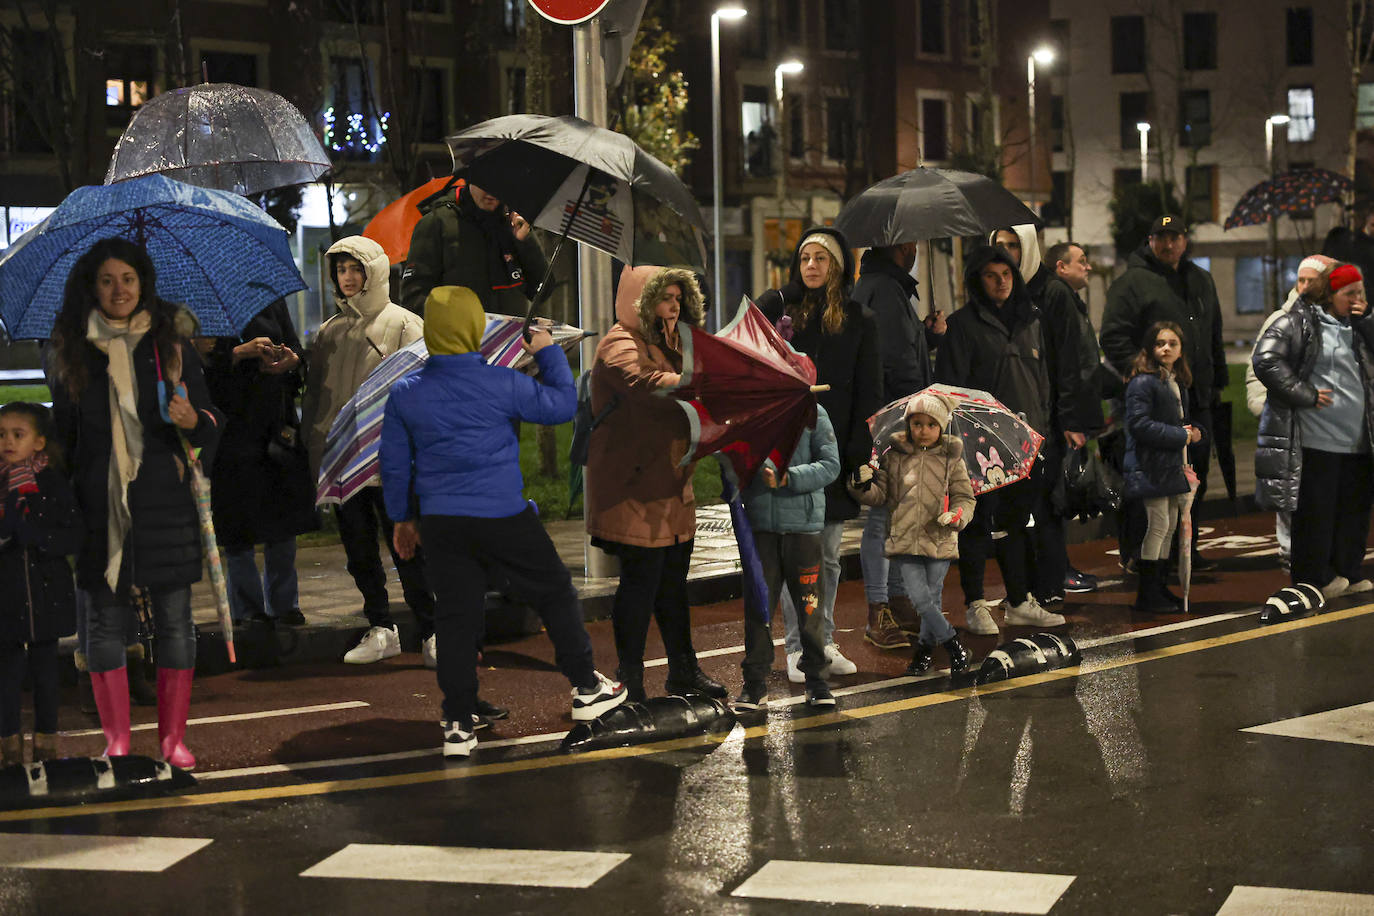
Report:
4,602,1370,823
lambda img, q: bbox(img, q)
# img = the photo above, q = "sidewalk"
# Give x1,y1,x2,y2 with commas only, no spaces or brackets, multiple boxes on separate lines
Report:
189,436,1260,672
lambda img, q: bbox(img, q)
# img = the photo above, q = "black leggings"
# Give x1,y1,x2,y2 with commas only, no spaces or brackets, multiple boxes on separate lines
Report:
1292,448,1374,586
1,640,59,737
607,540,695,678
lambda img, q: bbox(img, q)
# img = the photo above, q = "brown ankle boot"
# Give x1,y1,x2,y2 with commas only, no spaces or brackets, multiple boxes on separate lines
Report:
32,733,58,762
0,734,21,767
888,595,921,636
864,602,911,649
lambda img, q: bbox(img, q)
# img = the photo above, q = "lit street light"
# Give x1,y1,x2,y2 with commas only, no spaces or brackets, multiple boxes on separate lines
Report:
1136,121,1151,182
1265,113,1292,309
773,59,804,212
711,6,747,323
1026,46,1054,213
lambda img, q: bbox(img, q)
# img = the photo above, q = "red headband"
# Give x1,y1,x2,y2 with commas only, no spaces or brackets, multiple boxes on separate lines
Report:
1329,264,1364,292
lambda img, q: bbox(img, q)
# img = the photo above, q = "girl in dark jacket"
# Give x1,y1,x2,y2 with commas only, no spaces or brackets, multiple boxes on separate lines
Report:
49,237,224,770
0,403,81,766
1124,321,1202,613
757,227,882,680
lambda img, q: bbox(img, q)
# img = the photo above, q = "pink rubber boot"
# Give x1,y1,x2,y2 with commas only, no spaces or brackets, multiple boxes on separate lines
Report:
89,668,132,757
156,668,196,771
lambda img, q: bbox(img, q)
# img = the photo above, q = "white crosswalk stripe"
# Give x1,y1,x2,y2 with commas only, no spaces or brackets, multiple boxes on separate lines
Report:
1241,701,1374,747
300,844,629,888
1216,885,1374,914
0,834,212,872
730,860,1075,913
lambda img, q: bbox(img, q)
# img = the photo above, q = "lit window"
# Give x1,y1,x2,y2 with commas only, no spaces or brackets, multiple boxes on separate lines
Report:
1287,86,1315,141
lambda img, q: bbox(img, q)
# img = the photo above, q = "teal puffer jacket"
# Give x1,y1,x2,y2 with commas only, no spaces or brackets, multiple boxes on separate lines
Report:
741,405,840,534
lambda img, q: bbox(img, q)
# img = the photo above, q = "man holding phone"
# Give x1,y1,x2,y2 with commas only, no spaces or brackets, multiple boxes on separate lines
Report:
401,181,548,319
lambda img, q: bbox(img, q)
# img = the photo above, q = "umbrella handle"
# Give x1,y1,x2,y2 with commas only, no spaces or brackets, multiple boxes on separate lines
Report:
809,385,830,393
523,168,596,342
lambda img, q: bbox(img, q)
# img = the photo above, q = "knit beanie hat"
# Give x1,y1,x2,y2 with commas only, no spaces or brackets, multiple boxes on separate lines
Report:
905,391,952,431
799,232,844,268
1299,254,1335,275
423,286,485,355
1329,263,1364,293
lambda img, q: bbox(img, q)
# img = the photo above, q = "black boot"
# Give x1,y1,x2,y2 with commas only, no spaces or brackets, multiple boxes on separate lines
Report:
942,636,971,673
664,655,728,699
615,666,647,703
126,645,157,707
906,642,935,676
1156,565,1185,610
1133,560,1175,614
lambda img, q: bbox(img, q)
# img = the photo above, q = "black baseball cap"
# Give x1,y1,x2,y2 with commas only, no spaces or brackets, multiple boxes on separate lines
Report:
1149,214,1186,236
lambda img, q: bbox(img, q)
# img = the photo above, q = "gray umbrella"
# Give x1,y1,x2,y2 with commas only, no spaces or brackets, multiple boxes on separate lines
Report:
834,167,1041,247
105,83,331,196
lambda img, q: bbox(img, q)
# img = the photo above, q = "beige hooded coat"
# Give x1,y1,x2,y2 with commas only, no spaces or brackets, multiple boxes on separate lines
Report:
302,236,424,478
850,432,975,559
585,266,704,548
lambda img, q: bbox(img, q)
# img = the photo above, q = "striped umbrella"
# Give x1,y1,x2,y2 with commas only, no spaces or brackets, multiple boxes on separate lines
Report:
181,438,235,664
314,314,590,506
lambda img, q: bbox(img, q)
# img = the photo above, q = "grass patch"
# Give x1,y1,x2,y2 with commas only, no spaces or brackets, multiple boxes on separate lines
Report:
1222,362,1258,443
0,384,51,404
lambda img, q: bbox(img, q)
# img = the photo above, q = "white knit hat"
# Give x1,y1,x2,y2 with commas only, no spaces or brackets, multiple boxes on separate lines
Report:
905,391,952,431
799,232,845,268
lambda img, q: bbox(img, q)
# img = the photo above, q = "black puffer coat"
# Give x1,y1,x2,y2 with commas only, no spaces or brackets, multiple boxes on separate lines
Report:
0,467,81,643
1251,296,1374,512
757,226,882,522
51,335,224,592
1122,373,1193,500
851,249,937,403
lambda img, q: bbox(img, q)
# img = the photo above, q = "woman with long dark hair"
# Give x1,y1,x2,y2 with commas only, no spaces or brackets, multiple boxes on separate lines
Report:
49,237,223,769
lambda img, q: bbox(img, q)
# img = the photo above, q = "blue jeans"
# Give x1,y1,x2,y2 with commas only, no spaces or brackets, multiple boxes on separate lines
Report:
860,505,906,603
892,556,955,646
226,538,300,621
87,585,195,672
779,522,843,654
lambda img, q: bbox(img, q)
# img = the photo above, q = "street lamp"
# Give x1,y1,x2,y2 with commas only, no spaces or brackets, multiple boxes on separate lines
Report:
1265,113,1291,176
1265,113,1292,309
774,59,804,209
711,6,747,322
1026,46,1054,213
1136,121,1151,182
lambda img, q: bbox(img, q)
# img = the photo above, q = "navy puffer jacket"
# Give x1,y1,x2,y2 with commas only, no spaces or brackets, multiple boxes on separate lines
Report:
1123,372,1194,500
0,467,82,643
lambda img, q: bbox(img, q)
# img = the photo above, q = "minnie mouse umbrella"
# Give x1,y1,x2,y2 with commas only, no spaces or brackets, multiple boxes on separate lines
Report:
865,384,1043,495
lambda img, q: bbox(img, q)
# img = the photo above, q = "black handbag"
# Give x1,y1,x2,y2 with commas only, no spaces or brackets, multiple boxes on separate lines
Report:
265,377,306,468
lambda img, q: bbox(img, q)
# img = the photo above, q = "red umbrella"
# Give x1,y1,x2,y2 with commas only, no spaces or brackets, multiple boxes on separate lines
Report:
668,297,825,489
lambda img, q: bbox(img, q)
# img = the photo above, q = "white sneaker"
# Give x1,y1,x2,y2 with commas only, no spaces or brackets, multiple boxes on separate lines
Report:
343,625,401,664
441,720,476,758
964,599,1000,636
571,671,629,721
786,650,804,684
1322,576,1351,600
1345,578,1373,595
1004,596,1067,627
823,643,857,676
422,634,437,669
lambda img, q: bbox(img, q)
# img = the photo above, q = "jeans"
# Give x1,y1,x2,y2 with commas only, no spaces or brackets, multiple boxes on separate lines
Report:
226,537,300,621
779,522,843,654
892,556,955,646
860,505,906,603
0,640,59,736
741,531,826,684
420,508,596,725
1291,448,1374,586
87,585,195,672
336,488,435,638
607,540,695,679
1141,493,1190,561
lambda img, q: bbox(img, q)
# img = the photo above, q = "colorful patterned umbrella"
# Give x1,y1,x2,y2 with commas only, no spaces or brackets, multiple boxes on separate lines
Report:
181,438,234,664
1224,167,1353,230
315,314,590,506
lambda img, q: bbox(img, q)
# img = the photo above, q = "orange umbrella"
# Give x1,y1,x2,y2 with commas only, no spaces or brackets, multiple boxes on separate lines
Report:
362,176,462,263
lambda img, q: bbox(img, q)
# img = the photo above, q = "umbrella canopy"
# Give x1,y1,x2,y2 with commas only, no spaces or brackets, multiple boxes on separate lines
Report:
834,167,1040,247
867,384,1043,495
315,314,591,506
666,297,820,490
445,114,708,271
105,83,331,196
362,176,459,263
0,174,306,340
1223,167,1353,230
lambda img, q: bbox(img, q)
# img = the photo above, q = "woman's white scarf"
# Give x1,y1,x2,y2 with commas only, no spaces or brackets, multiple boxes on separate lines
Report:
86,308,152,590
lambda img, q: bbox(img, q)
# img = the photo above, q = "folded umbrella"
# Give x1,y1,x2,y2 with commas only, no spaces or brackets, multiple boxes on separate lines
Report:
0,175,305,339
315,314,590,506
835,167,1041,247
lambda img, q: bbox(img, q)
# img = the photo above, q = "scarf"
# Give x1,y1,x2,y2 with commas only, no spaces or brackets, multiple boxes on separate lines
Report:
460,189,525,292
0,452,48,521
87,308,152,590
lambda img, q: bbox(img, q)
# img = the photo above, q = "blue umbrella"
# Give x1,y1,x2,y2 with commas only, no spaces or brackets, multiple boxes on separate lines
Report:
0,174,306,339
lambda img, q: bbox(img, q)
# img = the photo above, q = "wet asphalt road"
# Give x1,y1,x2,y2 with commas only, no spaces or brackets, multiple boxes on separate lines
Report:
2,514,1373,914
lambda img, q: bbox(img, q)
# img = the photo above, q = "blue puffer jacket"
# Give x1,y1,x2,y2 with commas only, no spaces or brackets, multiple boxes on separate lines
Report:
380,346,576,520
741,405,840,534
1123,372,1195,500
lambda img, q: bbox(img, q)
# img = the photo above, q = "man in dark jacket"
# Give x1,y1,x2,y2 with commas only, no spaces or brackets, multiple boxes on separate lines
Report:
1322,202,1374,286
935,245,1066,637
1101,215,1227,567
400,182,548,317
850,243,945,639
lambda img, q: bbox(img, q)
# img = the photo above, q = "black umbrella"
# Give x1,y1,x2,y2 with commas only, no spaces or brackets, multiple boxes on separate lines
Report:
834,167,1040,247
445,114,707,273
1211,401,1237,501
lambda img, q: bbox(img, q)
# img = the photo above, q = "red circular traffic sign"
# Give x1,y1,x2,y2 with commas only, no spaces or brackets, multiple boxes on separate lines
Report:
526,0,611,25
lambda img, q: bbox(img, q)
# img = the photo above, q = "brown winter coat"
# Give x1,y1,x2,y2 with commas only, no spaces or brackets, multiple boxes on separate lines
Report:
850,433,975,559
585,266,704,549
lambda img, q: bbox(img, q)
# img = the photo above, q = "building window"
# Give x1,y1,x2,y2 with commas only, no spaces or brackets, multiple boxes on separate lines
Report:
1044,171,1070,228
105,44,157,131
325,0,380,23
921,96,950,162
199,51,258,87
3,30,61,153
1185,164,1216,223
1287,86,1315,142
1119,91,1149,150
1050,94,1065,152
1110,16,1145,74
823,0,859,51
502,0,525,34
965,0,992,54
1359,83,1374,128
409,67,446,140
741,2,769,59
788,92,806,158
1179,89,1211,147
328,56,385,160
918,0,948,57
505,67,526,115
1182,12,1217,70
1235,256,1303,314
825,96,854,160
966,94,997,151
780,0,804,46
1287,7,1314,66
743,85,774,177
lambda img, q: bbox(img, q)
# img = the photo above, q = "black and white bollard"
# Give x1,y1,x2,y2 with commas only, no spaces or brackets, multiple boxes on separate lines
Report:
560,695,736,753
1259,583,1325,625
975,633,1083,686
0,755,196,810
